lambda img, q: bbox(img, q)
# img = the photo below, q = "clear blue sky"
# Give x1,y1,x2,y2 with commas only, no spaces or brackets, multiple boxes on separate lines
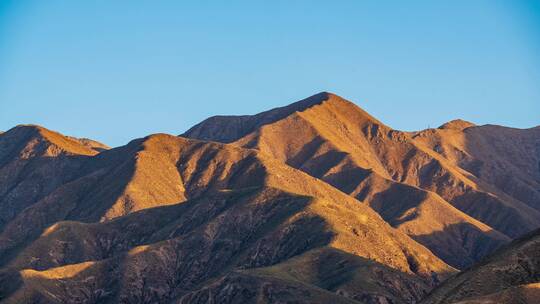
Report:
1,1,539,146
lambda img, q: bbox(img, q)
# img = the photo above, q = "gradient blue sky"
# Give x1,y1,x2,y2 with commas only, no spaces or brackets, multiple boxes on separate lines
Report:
1,1,539,146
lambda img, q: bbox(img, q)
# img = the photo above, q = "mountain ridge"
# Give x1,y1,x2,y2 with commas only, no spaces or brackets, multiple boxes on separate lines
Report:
0,123,455,303
183,92,540,269
0,92,538,303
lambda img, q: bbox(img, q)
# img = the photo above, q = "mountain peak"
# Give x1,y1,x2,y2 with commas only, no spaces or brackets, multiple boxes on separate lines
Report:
181,92,330,143
11,124,47,133
182,92,384,143
438,119,476,130
287,91,330,109
1,124,102,156
264,91,369,119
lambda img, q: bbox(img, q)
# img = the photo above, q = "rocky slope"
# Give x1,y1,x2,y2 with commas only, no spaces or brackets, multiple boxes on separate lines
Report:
0,126,453,303
422,229,540,304
0,125,101,230
0,92,538,303
183,92,540,269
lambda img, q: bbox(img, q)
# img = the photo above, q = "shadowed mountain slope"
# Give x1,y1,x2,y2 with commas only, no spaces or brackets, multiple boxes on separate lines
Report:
183,92,540,269
422,229,540,304
0,126,453,303
0,125,103,230
180,247,438,304
413,123,540,211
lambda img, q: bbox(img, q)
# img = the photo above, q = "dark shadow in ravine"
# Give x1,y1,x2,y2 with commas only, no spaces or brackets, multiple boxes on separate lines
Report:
421,227,540,304
311,247,433,303
414,222,509,270
0,267,23,301
285,137,353,180
367,182,426,226
322,167,373,195
451,191,537,238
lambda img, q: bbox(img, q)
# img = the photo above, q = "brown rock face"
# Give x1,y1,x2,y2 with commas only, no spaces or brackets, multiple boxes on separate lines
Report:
0,92,538,303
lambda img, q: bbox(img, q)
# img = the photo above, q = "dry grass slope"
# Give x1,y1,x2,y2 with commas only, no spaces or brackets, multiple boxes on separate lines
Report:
0,126,453,303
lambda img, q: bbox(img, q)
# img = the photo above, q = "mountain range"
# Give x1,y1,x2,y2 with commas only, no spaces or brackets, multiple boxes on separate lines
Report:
0,92,538,303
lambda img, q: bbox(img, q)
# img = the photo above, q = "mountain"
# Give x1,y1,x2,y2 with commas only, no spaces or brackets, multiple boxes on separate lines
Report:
0,92,538,303
183,92,540,269
413,122,540,212
0,126,453,303
0,125,103,230
422,228,540,304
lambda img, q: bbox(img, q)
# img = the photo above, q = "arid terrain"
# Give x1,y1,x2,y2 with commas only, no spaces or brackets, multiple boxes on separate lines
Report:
0,92,539,303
